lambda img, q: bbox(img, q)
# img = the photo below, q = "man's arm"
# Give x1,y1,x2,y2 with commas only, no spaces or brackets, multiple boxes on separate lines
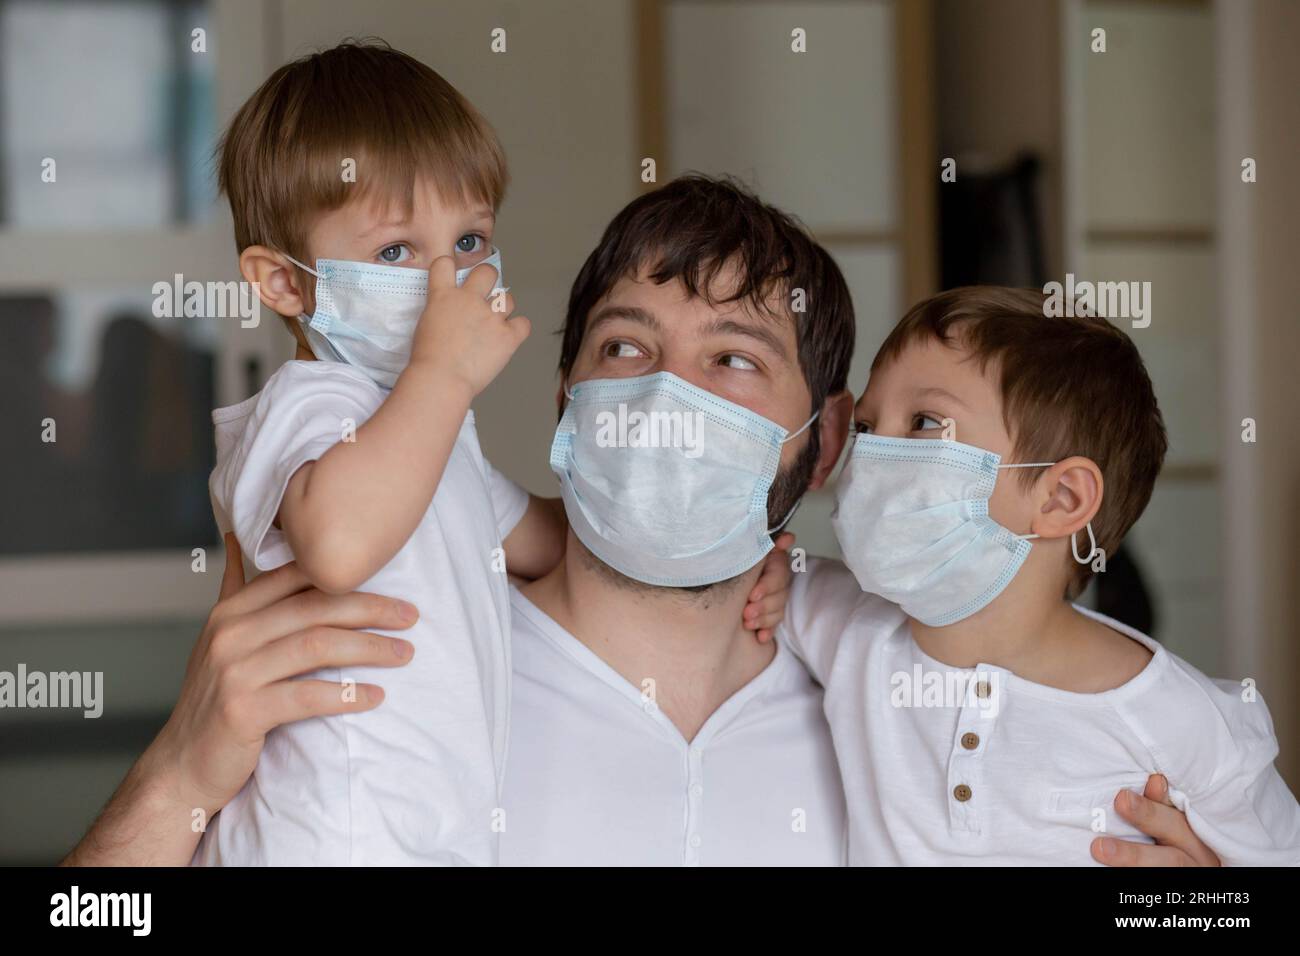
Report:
62,537,417,866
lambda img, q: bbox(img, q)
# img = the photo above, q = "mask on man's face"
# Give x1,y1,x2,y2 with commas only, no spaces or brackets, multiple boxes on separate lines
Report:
549,370,818,588
281,248,505,389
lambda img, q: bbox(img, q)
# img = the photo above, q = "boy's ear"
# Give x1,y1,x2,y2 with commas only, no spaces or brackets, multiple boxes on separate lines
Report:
1033,456,1104,540
807,389,855,492
239,245,310,321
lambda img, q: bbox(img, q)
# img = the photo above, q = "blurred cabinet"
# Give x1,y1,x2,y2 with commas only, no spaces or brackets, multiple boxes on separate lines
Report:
1064,0,1220,669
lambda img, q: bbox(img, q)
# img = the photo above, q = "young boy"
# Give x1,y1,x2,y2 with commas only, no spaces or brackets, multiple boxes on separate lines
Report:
779,286,1300,865
191,40,550,866
193,42,788,866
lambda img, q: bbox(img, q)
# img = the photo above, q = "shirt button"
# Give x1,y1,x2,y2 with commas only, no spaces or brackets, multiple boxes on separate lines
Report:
953,784,973,802
690,784,704,797
689,834,702,848
974,680,992,699
961,732,980,750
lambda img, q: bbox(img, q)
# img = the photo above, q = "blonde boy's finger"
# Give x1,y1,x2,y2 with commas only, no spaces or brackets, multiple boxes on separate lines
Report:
774,532,796,552
1144,773,1175,807
756,628,774,644
462,258,499,297
427,256,457,287
1113,789,1220,867
507,314,532,345
218,533,246,601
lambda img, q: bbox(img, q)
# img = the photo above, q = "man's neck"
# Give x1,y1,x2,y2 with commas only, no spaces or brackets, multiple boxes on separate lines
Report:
520,531,775,741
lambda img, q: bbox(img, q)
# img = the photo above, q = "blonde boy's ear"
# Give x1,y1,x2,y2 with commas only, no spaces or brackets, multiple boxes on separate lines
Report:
1033,456,1104,540
239,245,310,321
806,389,855,492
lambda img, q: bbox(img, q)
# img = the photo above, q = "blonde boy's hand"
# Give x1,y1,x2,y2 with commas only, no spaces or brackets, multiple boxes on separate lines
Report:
746,532,796,644
409,255,530,397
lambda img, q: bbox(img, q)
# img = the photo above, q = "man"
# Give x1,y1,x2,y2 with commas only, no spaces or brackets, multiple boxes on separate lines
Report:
65,177,1215,866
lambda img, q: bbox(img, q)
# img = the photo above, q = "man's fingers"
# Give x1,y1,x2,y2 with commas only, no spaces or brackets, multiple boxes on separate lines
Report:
258,678,387,731
1113,788,1220,867
1144,772,1174,806
217,560,313,618
1091,836,1193,867
218,534,246,601
250,627,414,685
226,588,418,654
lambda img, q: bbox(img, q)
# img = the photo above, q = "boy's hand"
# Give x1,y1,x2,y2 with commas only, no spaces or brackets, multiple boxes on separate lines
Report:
409,255,530,397
745,532,796,644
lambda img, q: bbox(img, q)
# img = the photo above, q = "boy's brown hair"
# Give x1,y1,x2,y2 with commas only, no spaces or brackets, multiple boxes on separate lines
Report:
872,286,1168,596
216,38,507,328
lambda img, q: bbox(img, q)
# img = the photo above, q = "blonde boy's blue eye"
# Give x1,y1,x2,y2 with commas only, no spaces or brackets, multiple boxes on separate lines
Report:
456,234,484,254
378,244,412,264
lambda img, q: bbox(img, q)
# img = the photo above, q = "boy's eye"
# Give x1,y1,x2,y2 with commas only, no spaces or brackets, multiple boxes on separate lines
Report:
378,243,414,264
604,340,644,359
456,234,485,254
718,353,757,371
912,413,944,431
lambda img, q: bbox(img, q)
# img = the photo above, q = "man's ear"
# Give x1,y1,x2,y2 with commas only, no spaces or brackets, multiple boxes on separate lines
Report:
1033,456,1104,539
239,245,310,320
807,389,855,491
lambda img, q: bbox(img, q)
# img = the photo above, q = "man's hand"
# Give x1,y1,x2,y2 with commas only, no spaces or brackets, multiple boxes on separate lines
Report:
408,255,530,399
1091,773,1221,867
63,534,417,866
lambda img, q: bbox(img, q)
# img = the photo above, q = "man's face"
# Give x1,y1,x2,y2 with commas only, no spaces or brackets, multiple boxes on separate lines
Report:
565,264,816,480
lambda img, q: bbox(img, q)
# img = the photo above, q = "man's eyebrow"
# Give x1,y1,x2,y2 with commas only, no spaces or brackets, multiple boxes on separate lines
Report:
704,316,792,362
913,386,970,409
586,305,661,335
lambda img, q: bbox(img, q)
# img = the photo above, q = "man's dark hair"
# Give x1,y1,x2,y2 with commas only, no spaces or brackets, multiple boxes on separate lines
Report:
558,174,856,441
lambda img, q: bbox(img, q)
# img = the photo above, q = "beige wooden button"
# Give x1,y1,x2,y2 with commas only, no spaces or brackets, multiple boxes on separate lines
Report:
953,784,972,802
974,680,992,699
960,732,980,750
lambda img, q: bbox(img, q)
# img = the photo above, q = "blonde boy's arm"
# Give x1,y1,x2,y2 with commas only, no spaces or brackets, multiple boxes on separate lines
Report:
279,364,473,594
280,257,529,595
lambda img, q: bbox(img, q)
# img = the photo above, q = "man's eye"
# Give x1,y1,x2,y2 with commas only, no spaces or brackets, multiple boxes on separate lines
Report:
456,234,485,254
604,341,643,359
853,421,874,435
378,243,413,264
718,354,757,371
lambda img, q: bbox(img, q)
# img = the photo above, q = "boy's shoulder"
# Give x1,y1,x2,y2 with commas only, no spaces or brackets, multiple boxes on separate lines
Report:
1087,610,1280,794
213,360,384,430
787,556,908,643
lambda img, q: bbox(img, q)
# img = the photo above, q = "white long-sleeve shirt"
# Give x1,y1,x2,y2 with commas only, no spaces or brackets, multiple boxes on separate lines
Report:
194,361,527,866
780,557,1300,866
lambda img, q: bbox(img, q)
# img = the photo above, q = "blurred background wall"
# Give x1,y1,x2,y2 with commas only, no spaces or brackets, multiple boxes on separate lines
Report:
0,0,1295,864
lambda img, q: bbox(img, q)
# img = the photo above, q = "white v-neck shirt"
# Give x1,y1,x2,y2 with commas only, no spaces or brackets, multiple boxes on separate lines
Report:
499,588,848,866
779,558,1300,866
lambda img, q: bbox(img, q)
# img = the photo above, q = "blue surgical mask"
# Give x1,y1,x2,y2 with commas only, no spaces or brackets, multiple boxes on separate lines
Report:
550,371,818,588
831,433,1096,626
282,248,505,389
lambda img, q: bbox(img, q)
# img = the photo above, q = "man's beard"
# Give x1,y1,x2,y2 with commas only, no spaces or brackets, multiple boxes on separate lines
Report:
575,433,820,602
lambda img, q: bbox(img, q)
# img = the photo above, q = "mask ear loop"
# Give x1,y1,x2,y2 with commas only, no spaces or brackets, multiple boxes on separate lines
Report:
1071,521,1098,564
274,252,322,335
996,461,1055,542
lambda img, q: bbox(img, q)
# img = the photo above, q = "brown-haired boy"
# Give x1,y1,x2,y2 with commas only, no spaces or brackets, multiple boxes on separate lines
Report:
778,287,1300,865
